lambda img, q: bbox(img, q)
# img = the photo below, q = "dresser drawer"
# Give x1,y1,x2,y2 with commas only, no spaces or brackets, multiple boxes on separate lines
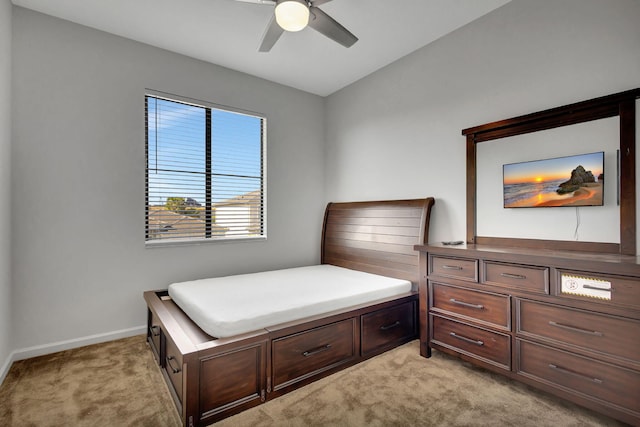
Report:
431,283,510,330
517,339,640,414
272,318,357,390
361,301,416,356
430,255,478,282
164,333,184,404
517,299,640,364
483,262,549,294
557,270,640,311
431,315,510,369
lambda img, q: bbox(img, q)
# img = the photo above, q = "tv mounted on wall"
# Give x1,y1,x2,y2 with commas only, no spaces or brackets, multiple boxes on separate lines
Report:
503,151,604,208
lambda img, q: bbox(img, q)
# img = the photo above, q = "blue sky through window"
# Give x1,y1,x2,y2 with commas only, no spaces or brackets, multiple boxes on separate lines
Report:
147,97,263,207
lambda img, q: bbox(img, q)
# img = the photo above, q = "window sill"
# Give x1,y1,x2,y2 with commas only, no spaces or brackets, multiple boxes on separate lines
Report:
145,235,267,249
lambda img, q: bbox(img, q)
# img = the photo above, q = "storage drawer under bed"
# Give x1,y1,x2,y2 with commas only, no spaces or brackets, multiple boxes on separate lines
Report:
164,332,184,404
147,309,162,364
272,318,357,391
361,300,417,356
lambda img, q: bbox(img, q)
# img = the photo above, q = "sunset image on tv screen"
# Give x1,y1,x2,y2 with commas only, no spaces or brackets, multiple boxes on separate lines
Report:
503,152,604,208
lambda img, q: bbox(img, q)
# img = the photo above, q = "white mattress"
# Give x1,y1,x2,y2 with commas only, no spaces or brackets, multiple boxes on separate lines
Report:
168,265,412,338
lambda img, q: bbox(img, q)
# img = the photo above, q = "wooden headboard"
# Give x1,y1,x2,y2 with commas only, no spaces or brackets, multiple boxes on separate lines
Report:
321,198,435,286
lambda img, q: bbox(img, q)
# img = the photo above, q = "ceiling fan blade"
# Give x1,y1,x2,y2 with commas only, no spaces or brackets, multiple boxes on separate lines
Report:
234,0,276,4
310,0,334,6
259,14,285,52
308,6,358,48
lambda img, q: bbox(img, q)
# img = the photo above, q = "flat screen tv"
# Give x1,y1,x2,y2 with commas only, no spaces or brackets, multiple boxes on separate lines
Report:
503,151,604,208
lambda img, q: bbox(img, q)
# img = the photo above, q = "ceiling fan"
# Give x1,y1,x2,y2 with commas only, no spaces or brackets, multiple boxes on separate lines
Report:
235,0,358,52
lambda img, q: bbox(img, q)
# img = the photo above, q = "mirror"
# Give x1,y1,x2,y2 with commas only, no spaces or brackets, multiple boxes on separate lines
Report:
463,89,639,255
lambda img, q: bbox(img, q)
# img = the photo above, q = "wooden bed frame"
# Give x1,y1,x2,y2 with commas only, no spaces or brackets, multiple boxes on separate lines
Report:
144,198,435,427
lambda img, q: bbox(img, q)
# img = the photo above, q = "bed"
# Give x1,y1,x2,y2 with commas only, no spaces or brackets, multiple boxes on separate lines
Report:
144,197,435,427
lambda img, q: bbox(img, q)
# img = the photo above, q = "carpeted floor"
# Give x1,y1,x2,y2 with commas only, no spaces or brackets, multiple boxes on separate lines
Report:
0,335,181,427
0,335,628,426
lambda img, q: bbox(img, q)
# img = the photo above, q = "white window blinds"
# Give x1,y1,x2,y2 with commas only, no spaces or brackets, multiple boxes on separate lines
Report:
145,93,266,244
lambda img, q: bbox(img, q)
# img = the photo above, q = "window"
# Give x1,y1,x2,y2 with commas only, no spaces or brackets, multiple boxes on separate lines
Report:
145,92,266,244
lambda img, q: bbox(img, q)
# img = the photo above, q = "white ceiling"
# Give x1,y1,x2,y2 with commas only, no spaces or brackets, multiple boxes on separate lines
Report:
11,0,511,96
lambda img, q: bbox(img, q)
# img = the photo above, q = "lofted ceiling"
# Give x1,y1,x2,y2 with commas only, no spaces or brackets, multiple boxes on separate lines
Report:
11,0,511,96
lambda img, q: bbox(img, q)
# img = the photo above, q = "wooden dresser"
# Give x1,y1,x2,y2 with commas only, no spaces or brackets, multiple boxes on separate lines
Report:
415,243,640,426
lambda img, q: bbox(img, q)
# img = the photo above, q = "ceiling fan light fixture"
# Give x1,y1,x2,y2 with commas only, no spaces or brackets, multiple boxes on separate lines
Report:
275,0,309,32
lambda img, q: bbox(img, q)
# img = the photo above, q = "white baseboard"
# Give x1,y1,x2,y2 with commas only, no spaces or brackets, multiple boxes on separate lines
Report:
0,351,13,386
0,325,146,385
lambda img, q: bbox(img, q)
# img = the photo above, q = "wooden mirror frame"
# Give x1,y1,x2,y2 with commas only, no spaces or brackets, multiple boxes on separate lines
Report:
462,88,640,255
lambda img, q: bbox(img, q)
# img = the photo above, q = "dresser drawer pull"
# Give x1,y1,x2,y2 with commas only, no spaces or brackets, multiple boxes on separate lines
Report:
449,298,484,310
548,321,604,337
302,344,332,357
500,272,527,280
548,364,603,384
442,265,463,270
449,332,484,346
582,284,611,292
149,325,160,337
380,321,401,331
166,356,181,374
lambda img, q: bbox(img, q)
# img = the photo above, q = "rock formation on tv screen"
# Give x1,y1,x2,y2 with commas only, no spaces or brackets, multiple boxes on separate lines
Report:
557,165,596,194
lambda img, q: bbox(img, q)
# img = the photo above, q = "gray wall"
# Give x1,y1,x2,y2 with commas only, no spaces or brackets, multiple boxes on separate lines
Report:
11,8,325,353
325,0,640,247
0,0,12,379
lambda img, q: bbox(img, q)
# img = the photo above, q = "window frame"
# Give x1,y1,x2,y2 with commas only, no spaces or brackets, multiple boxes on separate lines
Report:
144,89,267,247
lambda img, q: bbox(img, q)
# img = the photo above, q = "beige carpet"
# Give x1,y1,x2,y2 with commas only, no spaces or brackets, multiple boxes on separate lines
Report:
0,335,181,427
0,335,627,426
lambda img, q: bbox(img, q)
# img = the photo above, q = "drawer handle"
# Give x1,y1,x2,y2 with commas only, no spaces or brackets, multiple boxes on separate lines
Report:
380,321,401,331
548,321,603,337
449,298,484,310
449,332,484,346
548,364,603,384
583,284,611,292
149,325,160,337
302,344,332,357
166,356,181,374
500,272,526,280
442,265,463,270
